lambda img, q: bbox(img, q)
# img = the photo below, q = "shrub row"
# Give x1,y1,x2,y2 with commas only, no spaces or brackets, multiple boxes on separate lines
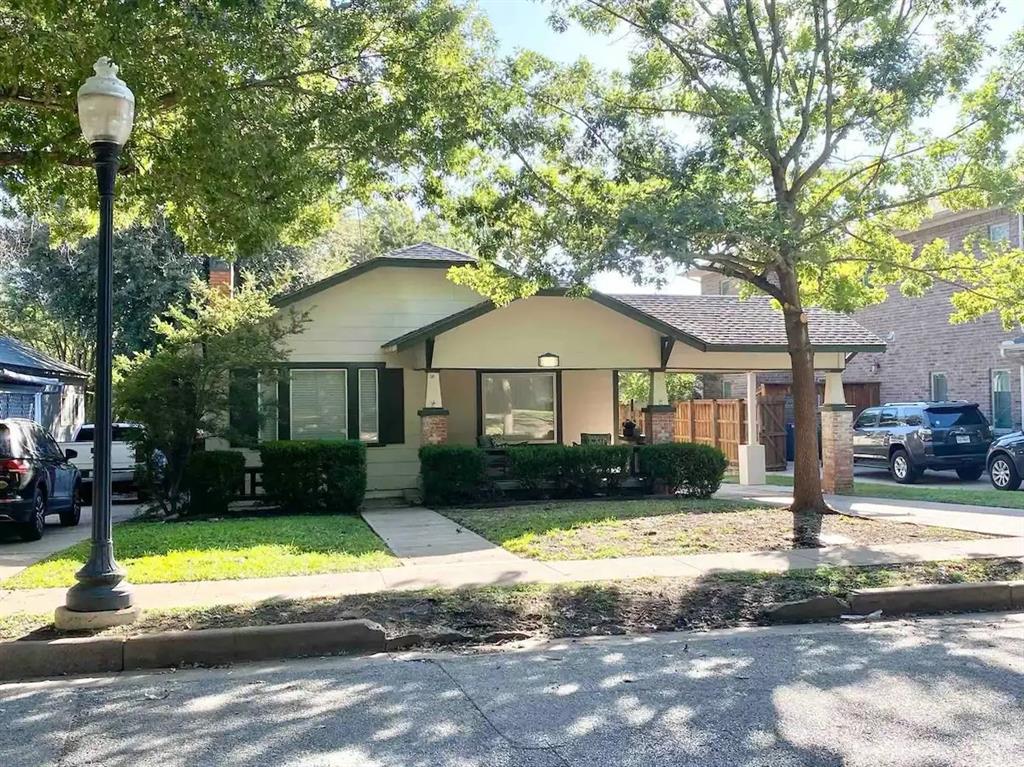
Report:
183,450,246,517
260,440,367,514
419,441,728,505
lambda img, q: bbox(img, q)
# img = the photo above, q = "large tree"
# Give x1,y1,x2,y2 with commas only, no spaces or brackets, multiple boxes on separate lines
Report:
0,0,488,255
451,1,1024,545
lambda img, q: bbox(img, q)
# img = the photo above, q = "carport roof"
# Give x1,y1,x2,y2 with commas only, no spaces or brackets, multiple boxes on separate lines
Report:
0,336,87,379
382,291,887,354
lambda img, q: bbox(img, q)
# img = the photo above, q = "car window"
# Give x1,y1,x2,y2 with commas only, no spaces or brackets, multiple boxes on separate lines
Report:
33,425,64,460
901,408,925,426
926,407,987,428
878,408,899,427
112,426,142,443
75,426,94,443
854,410,879,429
0,422,25,458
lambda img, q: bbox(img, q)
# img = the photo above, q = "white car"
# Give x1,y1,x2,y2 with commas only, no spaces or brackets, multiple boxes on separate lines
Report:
59,422,143,495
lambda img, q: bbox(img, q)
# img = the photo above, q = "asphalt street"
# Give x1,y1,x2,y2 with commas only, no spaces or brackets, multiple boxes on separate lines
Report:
2,612,1022,766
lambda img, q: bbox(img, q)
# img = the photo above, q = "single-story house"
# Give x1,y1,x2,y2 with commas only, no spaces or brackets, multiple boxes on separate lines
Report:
215,243,885,499
0,336,87,441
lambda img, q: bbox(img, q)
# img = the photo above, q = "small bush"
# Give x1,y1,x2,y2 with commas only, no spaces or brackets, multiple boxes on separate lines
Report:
638,442,728,498
563,445,633,496
260,440,367,514
506,445,560,496
183,450,245,517
419,445,488,506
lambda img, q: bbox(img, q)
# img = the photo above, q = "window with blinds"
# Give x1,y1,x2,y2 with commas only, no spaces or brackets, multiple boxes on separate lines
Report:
358,368,379,442
290,369,348,440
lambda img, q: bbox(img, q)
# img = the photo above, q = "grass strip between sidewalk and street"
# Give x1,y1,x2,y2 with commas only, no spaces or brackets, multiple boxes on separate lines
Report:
2,558,1019,644
2,515,397,590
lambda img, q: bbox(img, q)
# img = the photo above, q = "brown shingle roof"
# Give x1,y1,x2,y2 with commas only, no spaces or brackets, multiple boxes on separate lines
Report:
386,242,475,262
609,294,886,351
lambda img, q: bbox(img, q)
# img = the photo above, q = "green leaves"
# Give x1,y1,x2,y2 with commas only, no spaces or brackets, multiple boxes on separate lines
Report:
0,0,489,255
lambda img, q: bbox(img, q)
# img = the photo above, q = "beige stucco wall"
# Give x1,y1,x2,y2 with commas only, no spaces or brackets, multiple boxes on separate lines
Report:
561,370,615,444
441,369,477,445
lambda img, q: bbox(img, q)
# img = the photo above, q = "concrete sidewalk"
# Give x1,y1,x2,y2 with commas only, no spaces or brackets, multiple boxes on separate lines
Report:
362,507,520,565
2,534,1020,617
0,503,139,582
716,484,1024,537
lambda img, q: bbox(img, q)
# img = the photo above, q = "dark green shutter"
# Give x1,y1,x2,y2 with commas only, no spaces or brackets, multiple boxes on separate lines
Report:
378,368,405,444
228,369,259,447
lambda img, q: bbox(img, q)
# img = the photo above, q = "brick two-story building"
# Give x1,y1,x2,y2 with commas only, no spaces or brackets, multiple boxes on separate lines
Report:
700,207,1024,434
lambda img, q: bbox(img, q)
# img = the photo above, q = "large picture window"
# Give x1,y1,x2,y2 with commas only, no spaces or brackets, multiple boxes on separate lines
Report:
481,372,557,442
290,369,348,440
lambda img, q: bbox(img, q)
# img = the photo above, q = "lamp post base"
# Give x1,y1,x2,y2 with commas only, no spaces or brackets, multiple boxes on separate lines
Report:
54,605,140,631
64,575,134,613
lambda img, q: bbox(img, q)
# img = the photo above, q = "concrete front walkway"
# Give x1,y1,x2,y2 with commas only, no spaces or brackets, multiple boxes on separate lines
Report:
0,503,139,582
362,507,520,565
716,485,1024,537
2,533,1020,617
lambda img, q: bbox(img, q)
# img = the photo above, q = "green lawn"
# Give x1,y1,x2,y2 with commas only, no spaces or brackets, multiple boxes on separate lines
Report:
759,474,1024,509
443,498,985,560
4,515,397,590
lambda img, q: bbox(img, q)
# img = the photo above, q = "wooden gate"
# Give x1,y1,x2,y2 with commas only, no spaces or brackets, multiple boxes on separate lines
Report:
674,399,745,464
758,392,787,470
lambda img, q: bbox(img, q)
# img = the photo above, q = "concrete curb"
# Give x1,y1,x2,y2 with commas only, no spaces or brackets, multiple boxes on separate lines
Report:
767,580,1024,623
0,619,386,682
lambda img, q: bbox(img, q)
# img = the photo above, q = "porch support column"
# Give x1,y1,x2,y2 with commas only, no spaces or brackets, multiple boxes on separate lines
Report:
738,371,766,486
642,370,675,444
821,371,855,495
418,370,448,445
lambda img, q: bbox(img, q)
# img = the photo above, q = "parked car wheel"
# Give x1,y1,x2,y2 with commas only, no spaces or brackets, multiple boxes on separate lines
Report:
988,454,1021,491
889,449,919,484
59,485,82,527
955,466,985,482
20,487,47,541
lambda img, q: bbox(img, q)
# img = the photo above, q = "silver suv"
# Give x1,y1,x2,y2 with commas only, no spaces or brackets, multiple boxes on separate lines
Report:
852,402,992,484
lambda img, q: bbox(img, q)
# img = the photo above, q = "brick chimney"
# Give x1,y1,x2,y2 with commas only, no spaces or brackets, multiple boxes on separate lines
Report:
206,258,234,295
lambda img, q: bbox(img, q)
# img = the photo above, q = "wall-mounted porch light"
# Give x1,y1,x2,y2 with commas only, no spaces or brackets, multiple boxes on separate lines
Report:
538,352,560,368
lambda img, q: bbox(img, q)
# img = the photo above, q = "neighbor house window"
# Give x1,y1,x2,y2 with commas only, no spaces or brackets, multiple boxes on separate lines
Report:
992,370,1012,430
481,372,556,442
722,381,734,398
290,369,348,440
930,372,948,402
719,278,738,295
988,222,1011,243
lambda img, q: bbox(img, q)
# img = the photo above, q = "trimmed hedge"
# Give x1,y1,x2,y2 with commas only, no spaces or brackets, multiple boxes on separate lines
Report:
260,440,367,514
419,445,488,506
637,442,728,498
507,444,632,498
183,450,246,516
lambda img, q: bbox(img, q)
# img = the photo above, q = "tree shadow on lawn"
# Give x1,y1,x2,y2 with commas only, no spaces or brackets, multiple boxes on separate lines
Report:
3,565,1022,766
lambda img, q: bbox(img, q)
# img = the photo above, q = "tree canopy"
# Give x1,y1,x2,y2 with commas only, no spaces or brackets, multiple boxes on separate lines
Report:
449,0,1024,541
0,0,489,255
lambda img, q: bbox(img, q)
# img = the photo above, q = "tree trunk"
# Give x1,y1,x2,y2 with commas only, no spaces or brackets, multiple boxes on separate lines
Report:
780,271,830,547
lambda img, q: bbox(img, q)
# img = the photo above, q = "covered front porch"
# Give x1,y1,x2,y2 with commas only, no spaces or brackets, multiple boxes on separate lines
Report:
384,292,886,491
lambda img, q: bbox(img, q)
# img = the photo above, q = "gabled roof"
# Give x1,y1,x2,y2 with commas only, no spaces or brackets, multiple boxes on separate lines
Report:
611,295,886,352
0,336,87,379
382,291,887,354
274,242,475,307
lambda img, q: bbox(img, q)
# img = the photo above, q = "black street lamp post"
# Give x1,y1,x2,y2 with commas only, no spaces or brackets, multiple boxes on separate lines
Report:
56,58,137,628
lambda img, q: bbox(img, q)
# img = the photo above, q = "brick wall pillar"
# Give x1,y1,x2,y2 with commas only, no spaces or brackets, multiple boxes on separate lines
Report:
207,258,234,295
418,408,449,445
821,405,855,494
643,405,676,444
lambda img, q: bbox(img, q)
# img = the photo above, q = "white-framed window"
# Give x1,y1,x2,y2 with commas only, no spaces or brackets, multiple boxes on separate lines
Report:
290,369,348,440
992,369,1012,430
722,380,734,398
481,372,557,442
930,372,948,402
988,222,1011,243
358,368,379,443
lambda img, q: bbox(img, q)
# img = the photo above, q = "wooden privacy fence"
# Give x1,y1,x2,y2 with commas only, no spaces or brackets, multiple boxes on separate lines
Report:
674,399,745,464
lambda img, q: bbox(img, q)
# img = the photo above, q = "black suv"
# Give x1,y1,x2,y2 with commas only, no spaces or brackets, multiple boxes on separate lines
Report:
987,432,1024,491
852,402,992,484
0,419,82,541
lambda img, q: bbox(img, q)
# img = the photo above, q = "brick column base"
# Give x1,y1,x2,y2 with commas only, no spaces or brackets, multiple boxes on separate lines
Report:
821,405,855,494
642,405,676,444
418,408,449,445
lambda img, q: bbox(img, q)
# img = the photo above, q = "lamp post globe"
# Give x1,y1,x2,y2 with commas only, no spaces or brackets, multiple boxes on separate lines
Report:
56,57,137,628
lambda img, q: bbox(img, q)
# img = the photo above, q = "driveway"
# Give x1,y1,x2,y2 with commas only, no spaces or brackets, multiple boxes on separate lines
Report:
2,612,1021,766
776,462,993,490
0,501,139,581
